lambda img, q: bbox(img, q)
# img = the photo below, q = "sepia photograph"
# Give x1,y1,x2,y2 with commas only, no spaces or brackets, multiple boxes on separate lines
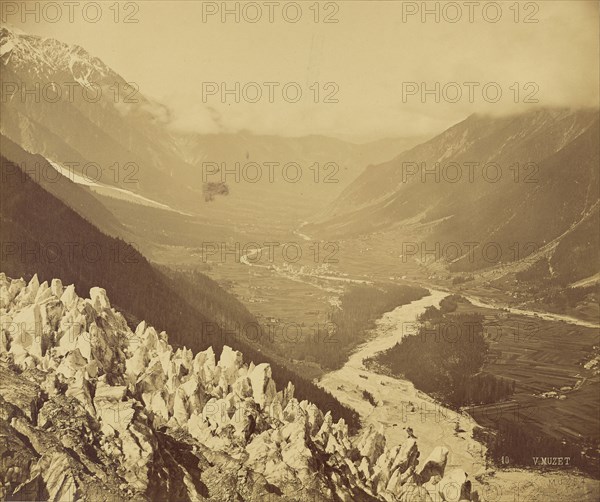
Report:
0,1,599,500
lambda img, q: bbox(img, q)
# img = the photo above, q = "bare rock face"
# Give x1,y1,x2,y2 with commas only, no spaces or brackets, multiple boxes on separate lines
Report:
417,446,449,485
0,273,473,501
357,424,387,465
249,362,277,409
437,468,471,502
10,304,46,363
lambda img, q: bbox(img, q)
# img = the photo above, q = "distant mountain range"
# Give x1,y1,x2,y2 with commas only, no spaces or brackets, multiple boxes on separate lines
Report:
0,25,423,224
2,24,597,293
307,109,599,284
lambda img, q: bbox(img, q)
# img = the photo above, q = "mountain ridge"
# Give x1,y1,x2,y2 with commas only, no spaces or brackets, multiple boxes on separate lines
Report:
306,108,600,281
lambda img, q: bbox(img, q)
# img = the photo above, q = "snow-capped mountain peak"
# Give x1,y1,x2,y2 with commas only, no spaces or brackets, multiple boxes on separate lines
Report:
1,24,113,83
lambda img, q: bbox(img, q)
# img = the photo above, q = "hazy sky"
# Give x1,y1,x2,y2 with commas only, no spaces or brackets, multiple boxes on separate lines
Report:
4,1,599,141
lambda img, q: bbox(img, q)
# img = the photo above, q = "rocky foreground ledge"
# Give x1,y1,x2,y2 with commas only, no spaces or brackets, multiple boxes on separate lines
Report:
0,274,473,501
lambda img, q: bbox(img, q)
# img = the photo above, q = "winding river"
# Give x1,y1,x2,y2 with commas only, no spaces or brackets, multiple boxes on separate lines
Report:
318,289,489,477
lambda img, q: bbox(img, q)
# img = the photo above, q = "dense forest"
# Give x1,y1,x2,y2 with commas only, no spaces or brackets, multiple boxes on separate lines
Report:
372,308,515,407
0,157,361,432
285,283,428,370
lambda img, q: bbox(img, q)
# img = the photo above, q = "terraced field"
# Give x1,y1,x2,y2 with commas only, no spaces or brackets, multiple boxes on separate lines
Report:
456,301,599,445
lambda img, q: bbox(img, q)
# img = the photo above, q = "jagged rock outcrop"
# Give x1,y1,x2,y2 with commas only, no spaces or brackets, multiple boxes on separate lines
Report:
0,273,473,501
